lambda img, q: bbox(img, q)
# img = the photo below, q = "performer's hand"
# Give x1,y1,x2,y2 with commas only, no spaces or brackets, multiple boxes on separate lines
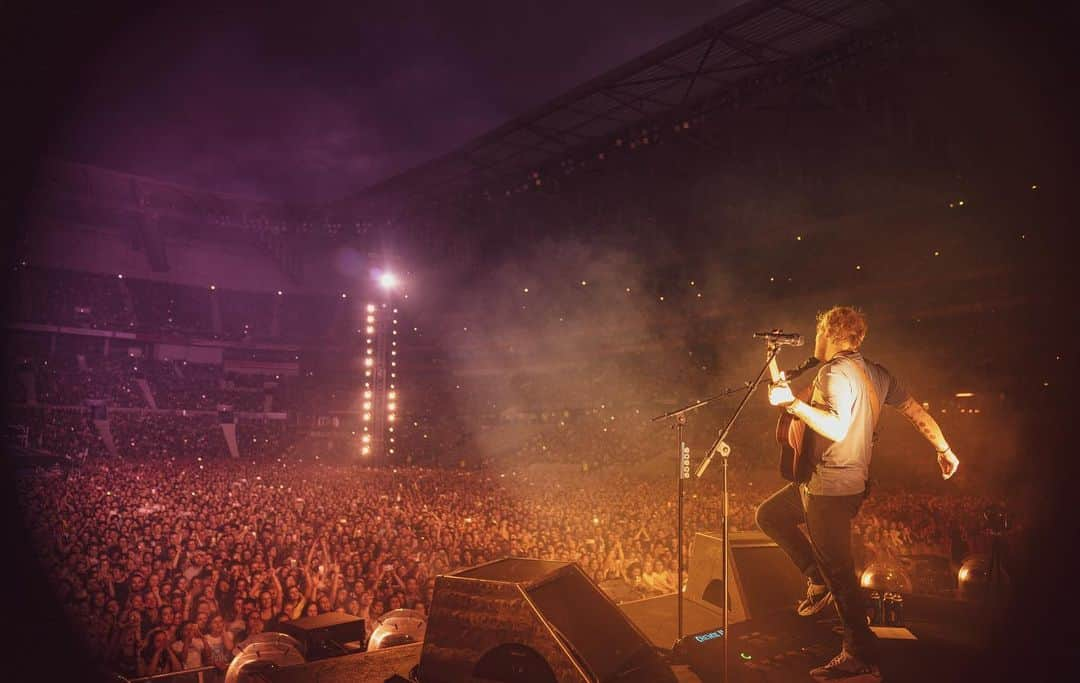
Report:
938,448,959,480
767,382,795,407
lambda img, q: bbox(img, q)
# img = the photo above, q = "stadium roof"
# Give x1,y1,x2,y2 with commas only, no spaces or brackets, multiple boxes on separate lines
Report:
356,0,901,209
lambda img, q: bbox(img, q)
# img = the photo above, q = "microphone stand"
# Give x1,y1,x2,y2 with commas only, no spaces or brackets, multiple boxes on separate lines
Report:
650,344,782,656
691,343,781,683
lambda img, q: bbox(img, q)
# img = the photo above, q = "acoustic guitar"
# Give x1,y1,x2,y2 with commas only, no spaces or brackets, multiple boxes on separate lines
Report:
767,350,818,482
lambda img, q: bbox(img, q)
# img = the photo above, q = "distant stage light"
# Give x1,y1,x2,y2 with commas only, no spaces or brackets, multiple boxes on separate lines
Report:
379,272,399,290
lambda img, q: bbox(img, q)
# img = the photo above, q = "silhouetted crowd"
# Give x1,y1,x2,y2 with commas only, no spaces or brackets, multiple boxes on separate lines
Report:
16,454,1000,679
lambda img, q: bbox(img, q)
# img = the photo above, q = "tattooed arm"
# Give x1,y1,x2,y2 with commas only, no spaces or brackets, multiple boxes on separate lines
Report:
895,397,959,479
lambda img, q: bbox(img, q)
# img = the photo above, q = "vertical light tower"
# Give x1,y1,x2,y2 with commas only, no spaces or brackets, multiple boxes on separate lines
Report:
375,271,400,461
361,302,376,458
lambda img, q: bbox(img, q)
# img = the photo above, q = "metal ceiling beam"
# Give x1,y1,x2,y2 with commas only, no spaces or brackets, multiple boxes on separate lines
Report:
356,0,897,209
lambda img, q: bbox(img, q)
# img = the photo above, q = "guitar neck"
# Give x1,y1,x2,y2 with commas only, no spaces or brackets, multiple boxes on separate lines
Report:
767,349,784,384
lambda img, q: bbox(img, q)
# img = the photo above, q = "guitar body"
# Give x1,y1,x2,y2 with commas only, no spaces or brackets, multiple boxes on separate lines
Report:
776,385,814,482
765,347,819,483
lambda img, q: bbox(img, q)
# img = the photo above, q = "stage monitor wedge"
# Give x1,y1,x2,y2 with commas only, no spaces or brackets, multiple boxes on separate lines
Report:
686,530,807,624
420,558,676,683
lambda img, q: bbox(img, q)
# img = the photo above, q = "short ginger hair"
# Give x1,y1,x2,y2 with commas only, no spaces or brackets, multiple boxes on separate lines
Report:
816,306,868,349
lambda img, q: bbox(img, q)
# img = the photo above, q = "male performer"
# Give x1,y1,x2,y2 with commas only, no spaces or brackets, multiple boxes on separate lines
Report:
756,306,959,679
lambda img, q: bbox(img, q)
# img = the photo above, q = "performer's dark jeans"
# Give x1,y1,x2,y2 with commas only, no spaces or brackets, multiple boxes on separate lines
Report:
755,483,877,663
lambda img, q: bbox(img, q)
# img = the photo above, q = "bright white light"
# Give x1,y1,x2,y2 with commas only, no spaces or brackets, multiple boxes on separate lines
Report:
367,303,376,313
364,358,373,367
379,272,399,290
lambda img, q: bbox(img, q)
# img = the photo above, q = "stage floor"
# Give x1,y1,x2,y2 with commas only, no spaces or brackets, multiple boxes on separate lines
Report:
263,594,993,682
624,592,994,682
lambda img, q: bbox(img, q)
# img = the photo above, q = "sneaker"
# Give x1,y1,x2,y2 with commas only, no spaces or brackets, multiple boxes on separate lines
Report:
809,649,881,679
797,579,834,616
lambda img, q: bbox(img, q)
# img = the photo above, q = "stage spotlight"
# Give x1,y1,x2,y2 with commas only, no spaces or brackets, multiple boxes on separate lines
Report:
379,272,399,290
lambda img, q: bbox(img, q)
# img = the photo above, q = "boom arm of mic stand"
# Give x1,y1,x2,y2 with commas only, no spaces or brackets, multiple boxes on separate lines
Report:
695,344,780,479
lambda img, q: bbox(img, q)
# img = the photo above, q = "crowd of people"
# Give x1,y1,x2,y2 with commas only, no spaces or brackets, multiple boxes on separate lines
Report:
15,452,1002,680
7,352,292,414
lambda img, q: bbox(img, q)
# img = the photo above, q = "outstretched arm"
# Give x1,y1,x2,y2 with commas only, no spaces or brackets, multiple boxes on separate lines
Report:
895,397,959,479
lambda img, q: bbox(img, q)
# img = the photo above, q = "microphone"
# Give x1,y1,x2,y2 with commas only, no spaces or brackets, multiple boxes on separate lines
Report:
753,330,804,346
